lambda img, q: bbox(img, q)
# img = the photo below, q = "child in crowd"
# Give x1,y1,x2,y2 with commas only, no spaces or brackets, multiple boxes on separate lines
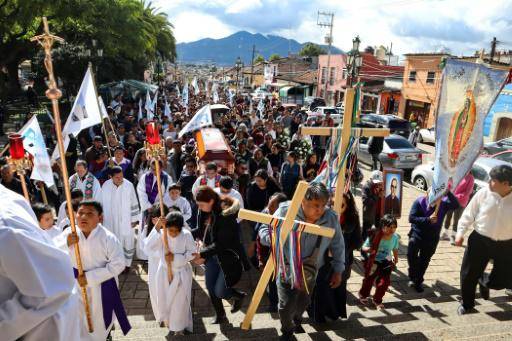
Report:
359,214,400,310
32,203,61,240
164,183,192,224
145,211,197,335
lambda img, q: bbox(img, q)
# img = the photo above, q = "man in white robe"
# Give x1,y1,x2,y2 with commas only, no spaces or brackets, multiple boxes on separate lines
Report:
0,184,80,341
102,166,140,269
136,159,171,260
144,212,196,334
54,201,130,341
69,160,102,202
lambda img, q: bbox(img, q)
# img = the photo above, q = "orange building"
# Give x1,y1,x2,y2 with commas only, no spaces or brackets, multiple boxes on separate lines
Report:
398,53,450,128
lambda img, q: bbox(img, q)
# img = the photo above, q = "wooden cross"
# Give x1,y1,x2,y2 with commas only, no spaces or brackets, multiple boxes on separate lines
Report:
239,181,335,330
301,88,390,214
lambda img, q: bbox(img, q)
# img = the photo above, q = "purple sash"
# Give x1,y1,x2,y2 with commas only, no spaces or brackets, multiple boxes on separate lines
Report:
145,172,168,204
73,268,131,335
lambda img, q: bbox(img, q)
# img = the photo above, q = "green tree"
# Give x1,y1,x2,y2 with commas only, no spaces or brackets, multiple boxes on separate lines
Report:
269,53,280,62
299,43,326,57
253,54,265,64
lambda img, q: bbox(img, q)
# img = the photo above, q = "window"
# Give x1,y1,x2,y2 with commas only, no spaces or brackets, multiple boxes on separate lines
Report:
342,67,347,80
426,71,435,84
321,67,327,84
385,137,414,149
329,67,336,85
409,70,417,82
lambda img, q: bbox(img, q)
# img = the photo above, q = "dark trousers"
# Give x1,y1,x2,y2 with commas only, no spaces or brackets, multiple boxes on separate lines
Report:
407,237,439,285
205,257,233,300
461,231,512,309
359,262,392,304
371,154,380,170
277,279,315,334
443,207,463,232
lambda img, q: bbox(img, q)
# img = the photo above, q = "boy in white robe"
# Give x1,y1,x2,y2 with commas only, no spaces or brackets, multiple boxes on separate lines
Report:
102,166,140,270
164,183,192,223
32,203,61,240
57,188,84,227
145,211,197,335
0,184,80,341
54,201,131,341
69,160,102,202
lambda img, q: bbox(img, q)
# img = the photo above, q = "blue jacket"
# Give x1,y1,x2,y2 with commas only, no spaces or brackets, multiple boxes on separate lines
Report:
258,201,345,276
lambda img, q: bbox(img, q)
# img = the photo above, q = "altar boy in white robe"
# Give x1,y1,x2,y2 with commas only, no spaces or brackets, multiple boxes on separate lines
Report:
0,184,80,341
55,201,131,341
102,166,140,271
136,159,171,260
145,211,197,336
164,183,192,224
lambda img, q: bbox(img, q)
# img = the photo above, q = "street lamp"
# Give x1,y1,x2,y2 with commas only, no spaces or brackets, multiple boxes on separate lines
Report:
346,35,362,88
235,56,242,93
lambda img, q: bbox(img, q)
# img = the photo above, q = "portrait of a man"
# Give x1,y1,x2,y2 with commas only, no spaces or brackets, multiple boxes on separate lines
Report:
383,170,402,217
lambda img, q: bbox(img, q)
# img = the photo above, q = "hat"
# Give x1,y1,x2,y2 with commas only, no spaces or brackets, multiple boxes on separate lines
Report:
370,170,383,183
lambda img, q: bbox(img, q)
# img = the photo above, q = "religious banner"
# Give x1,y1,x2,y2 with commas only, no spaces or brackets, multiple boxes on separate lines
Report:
429,59,509,205
178,104,213,138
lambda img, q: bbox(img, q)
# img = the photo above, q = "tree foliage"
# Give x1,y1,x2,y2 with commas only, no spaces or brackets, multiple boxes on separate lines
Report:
299,43,326,57
0,0,177,99
269,53,281,62
253,54,265,64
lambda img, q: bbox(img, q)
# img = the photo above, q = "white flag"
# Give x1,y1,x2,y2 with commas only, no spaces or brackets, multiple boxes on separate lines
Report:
98,96,109,119
192,77,199,95
182,82,189,106
178,104,212,138
151,90,158,110
229,90,235,106
61,68,102,137
257,98,265,118
164,99,172,119
138,97,143,121
176,85,181,97
145,91,154,120
19,116,55,187
213,90,219,103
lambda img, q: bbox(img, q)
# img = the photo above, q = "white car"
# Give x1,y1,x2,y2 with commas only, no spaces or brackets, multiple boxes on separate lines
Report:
418,126,435,144
307,106,342,125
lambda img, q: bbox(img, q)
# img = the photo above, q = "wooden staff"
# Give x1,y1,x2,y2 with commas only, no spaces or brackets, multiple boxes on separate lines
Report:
31,17,94,332
38,182,48,205
19,173,30,202
0,143,8,157
154,157,173,283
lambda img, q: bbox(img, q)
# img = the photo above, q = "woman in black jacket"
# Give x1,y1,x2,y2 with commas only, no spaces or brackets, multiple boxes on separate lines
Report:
194,186,247,324
245,169,282,212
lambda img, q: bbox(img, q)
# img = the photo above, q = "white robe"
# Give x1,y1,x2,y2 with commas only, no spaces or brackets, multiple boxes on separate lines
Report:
163,196,192,222
0,184,80,341
44,225,63,240
136,171,171,260
69,172,102,202
102,179,140,267
54,224,125,341
144,228,195,332
56,201,67,227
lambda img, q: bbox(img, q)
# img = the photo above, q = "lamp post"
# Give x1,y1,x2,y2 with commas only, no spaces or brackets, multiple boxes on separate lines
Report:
235,56,242,94
346,35,362,88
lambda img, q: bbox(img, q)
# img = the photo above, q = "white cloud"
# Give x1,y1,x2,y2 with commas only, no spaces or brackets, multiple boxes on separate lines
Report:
171,11,234,43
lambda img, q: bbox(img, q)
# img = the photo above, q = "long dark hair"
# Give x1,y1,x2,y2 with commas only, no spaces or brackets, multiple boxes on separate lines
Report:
147,203,169,234
195,185,223,213
254,169,282,191
341,191,360,233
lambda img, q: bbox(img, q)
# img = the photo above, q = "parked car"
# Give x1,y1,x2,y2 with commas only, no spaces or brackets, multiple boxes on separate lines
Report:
303,96,326,111
411,157,510,192
483,137,512,155
484,150,512,164
358,134,423,171
360,114,412,138
418,126,435,144
335,101,345,115
307,106,342,125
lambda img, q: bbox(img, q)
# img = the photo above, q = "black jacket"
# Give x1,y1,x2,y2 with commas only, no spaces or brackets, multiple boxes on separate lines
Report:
368,136,384,155
245,180,281,212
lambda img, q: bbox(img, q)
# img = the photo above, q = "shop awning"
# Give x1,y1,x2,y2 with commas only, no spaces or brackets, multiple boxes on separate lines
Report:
279,86,293,97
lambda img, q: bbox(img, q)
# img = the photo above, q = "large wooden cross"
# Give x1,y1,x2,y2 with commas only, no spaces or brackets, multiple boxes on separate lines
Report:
301,88,390,214
239,181,335,330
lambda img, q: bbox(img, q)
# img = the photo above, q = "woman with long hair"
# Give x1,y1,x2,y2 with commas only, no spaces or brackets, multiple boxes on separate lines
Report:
193,186,247,324
246,169,282,213
308,190,363,322
133,148,150,183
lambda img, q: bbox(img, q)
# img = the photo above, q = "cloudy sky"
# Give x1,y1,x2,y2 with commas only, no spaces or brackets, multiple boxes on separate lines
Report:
154,0,512,57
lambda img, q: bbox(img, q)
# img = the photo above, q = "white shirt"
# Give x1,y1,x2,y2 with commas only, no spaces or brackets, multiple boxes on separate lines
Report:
163,196,192,222
191,176,219,197
0,184,80,341
457,186,512,241
214,188,244,209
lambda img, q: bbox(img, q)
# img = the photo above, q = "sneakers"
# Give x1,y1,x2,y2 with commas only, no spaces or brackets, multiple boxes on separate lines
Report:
440,231,450,241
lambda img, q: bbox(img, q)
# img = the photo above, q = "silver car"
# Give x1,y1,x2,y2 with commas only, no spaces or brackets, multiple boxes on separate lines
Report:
411,156,511,192
358,134,423,170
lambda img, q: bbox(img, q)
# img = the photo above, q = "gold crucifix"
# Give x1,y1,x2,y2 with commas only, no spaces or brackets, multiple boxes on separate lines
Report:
31,17,94,333
301,88,390,215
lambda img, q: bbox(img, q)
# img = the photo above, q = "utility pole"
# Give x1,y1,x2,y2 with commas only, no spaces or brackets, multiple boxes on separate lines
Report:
490,37,498,64
250,44,256,89
317,11,334,105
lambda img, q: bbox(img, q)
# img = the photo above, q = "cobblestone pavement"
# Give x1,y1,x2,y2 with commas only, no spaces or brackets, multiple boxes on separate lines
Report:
114,165,512,340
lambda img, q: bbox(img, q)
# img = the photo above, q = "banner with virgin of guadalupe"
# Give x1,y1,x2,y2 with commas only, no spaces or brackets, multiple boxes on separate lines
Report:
428,59,509,205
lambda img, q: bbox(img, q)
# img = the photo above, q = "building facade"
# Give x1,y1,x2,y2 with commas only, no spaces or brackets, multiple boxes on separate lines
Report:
316,54,347,105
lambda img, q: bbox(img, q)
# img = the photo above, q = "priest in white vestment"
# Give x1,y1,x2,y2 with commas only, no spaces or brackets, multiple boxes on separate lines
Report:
144,211,196,335
136,160,171,260
102,166,140,269
54,201,131,341
69,160,102,202
0,184,80,341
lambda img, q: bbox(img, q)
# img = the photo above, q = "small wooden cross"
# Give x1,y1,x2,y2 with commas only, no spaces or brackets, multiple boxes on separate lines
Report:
239,181,335,330
301,88,390,214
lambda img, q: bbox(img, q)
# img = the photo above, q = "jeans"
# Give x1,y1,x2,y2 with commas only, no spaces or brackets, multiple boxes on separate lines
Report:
407,237,439,285
205,257,233,300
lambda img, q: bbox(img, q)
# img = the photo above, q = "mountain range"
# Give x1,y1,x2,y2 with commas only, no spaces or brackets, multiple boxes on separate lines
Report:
176,31,342,65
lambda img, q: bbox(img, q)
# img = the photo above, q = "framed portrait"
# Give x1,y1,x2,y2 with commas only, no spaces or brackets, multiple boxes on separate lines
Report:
382,168,403,218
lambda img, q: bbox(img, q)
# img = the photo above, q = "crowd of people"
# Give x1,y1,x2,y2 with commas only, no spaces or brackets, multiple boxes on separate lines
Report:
1,82,511,341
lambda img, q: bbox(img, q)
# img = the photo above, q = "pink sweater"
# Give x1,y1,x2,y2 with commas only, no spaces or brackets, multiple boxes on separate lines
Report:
453,173,475,208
